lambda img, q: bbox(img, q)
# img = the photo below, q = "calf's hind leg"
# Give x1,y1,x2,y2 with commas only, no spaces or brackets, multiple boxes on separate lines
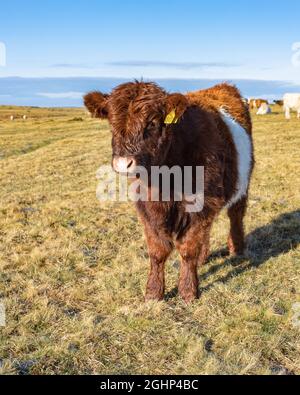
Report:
227,197,247,256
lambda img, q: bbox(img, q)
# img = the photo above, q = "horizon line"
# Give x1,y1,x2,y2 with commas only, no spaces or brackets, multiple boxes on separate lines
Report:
0,75,299,85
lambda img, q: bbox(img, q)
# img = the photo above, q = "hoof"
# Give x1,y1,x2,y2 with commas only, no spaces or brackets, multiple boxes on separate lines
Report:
145,293,164,302
179,289,199,304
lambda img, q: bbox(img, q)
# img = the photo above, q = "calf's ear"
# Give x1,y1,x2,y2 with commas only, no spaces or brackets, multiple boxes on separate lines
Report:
83,91,110,119
165,93,189,124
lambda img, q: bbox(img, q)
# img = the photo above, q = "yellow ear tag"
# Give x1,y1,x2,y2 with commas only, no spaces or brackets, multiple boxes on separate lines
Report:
164,110,178,125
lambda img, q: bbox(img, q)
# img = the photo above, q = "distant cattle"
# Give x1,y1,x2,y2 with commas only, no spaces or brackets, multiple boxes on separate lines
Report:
273,100,284,106
248,98,269,110
257,103,272,115
283,94,300,119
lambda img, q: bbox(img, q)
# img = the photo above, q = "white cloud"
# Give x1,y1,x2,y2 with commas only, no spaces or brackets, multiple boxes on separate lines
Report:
37,91,83,99
106,60,240,69
1,61,299,84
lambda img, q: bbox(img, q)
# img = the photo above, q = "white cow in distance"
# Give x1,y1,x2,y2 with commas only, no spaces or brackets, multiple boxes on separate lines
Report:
283,93,300,119
256,103,272,115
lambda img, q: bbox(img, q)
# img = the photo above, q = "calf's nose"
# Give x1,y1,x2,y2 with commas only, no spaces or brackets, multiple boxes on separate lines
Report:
112,156,137,174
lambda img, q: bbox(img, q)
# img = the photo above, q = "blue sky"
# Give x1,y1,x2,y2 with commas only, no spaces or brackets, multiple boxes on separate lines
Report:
1,0,300,80
0,1,300,105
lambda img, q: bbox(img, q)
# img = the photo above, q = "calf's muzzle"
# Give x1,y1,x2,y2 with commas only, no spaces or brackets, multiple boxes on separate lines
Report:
112,156,137,174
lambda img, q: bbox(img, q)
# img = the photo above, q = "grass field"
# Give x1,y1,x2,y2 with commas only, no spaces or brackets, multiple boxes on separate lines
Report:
0,104,299,375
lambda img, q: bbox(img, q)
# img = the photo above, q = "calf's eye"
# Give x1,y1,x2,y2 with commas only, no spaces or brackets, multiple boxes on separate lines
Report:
143,128,151,140
143,120,162,140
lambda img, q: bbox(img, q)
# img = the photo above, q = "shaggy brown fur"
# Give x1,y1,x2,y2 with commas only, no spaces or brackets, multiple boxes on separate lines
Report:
84,82,254,303
187,83,252,133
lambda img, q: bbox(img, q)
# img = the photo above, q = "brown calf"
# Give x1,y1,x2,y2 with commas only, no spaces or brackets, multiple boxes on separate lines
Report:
84,82,254,303
273,100,284,106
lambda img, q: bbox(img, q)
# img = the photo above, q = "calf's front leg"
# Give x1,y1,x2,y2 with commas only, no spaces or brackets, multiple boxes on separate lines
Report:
178,252,199,303
176,222,212,303
143,225,173,301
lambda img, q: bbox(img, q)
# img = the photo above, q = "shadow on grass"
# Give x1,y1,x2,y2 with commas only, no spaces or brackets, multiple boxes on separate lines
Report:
165,210,300,299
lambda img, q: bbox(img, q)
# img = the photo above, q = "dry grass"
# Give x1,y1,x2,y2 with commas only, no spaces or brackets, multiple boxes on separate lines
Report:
0,104,299,375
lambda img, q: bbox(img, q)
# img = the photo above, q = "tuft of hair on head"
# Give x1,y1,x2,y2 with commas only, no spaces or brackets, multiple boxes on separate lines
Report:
83,91,110,119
